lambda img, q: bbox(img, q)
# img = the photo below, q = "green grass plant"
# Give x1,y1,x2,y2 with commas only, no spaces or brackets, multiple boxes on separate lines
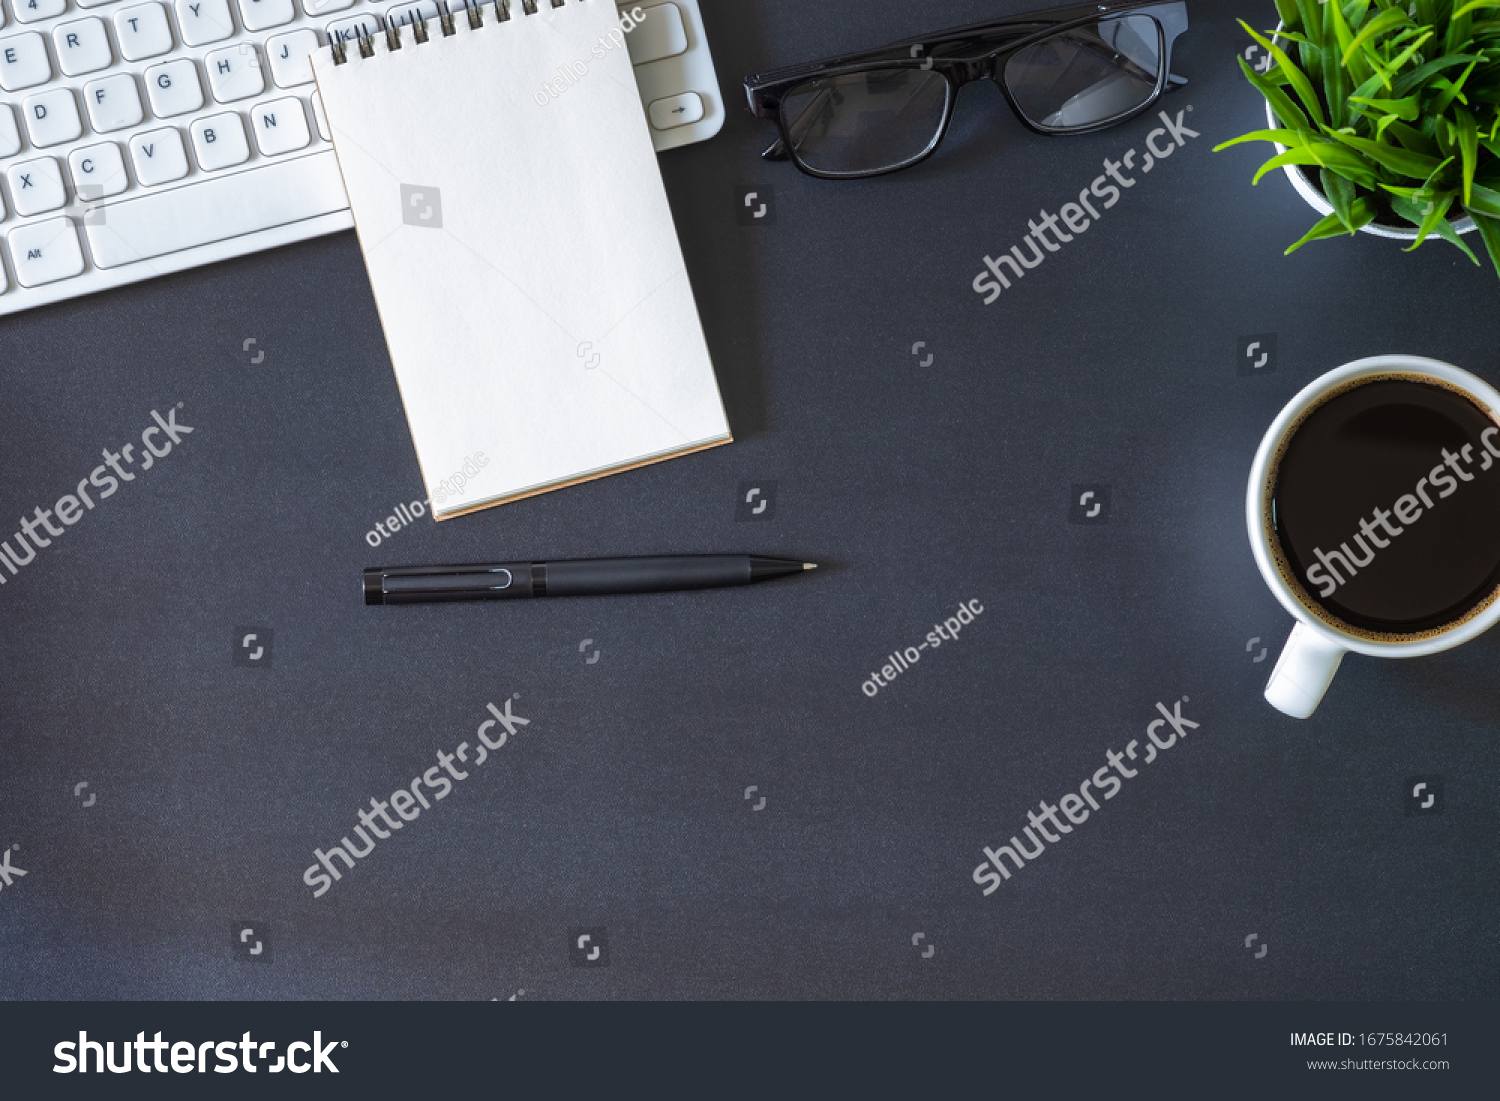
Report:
1215,0,1500,276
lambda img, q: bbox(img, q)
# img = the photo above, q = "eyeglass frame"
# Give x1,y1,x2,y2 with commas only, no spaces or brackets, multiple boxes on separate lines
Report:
743,0,1190,179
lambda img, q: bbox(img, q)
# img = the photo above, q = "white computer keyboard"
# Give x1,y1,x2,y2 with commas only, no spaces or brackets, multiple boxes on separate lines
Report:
0,0,723,315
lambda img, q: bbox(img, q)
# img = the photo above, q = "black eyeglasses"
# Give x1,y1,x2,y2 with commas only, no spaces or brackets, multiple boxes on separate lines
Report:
744,1,1189,179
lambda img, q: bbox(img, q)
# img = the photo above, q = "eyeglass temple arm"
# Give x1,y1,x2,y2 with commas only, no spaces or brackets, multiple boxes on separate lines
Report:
761,71,1185,160
763,136,791,160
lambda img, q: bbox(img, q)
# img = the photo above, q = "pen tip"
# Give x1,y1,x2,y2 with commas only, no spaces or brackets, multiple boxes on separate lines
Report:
803,562,818,570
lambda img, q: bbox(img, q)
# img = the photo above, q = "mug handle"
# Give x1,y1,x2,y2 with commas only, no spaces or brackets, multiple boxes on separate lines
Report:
1265,622,1346,718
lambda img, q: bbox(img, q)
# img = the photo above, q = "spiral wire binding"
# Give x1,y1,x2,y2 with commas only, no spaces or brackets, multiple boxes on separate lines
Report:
331,0,561,63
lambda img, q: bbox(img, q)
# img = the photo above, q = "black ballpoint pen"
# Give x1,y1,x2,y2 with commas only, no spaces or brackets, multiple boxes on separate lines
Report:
363,555,817,605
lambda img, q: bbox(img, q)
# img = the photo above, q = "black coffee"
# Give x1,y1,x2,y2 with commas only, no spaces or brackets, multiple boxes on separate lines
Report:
1272,377,1500,637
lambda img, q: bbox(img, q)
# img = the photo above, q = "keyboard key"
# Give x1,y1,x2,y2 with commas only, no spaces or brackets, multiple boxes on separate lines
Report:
250,96,308,155
7,156,66,215
54,18,115,76
12,0,68,25
384,0,437,29
129,125,189,184
84,72,145,131
68,141,131,197
85,152,348,268
175,0,235,46
23,88,84,147
327,12,380,42
205,44,265,102
189,111,249,169
266,27,317,87
77,0,125,8
626,3,688,66
0,105,20,158
302,0,353,15
310,87,327,140
0,31,53,91
8,217,86,286
647,91,703,130
236,0,294,31
115,4,175,61
145,58,204,117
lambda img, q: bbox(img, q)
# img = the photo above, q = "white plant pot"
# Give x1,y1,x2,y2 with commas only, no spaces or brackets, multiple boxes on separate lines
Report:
1263,61,1476,239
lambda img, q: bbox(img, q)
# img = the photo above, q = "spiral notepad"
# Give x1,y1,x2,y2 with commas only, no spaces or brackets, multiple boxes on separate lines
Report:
312,0,731,519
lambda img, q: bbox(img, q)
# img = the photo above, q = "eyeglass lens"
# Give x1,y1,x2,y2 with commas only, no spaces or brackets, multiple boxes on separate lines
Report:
779,69,952,177
1003,14,1162,129
777,13,1164,176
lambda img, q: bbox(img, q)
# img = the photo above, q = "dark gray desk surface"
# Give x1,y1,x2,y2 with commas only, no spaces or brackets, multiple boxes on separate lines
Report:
2,0,1496,1001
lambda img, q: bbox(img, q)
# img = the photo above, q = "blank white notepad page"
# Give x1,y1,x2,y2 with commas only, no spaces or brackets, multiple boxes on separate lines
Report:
313,1,731,518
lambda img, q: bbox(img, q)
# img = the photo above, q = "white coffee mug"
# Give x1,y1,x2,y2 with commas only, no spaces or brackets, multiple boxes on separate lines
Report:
1246,355,1500,718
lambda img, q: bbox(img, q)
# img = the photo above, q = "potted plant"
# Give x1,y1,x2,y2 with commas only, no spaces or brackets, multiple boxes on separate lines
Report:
1215,0,1500,277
